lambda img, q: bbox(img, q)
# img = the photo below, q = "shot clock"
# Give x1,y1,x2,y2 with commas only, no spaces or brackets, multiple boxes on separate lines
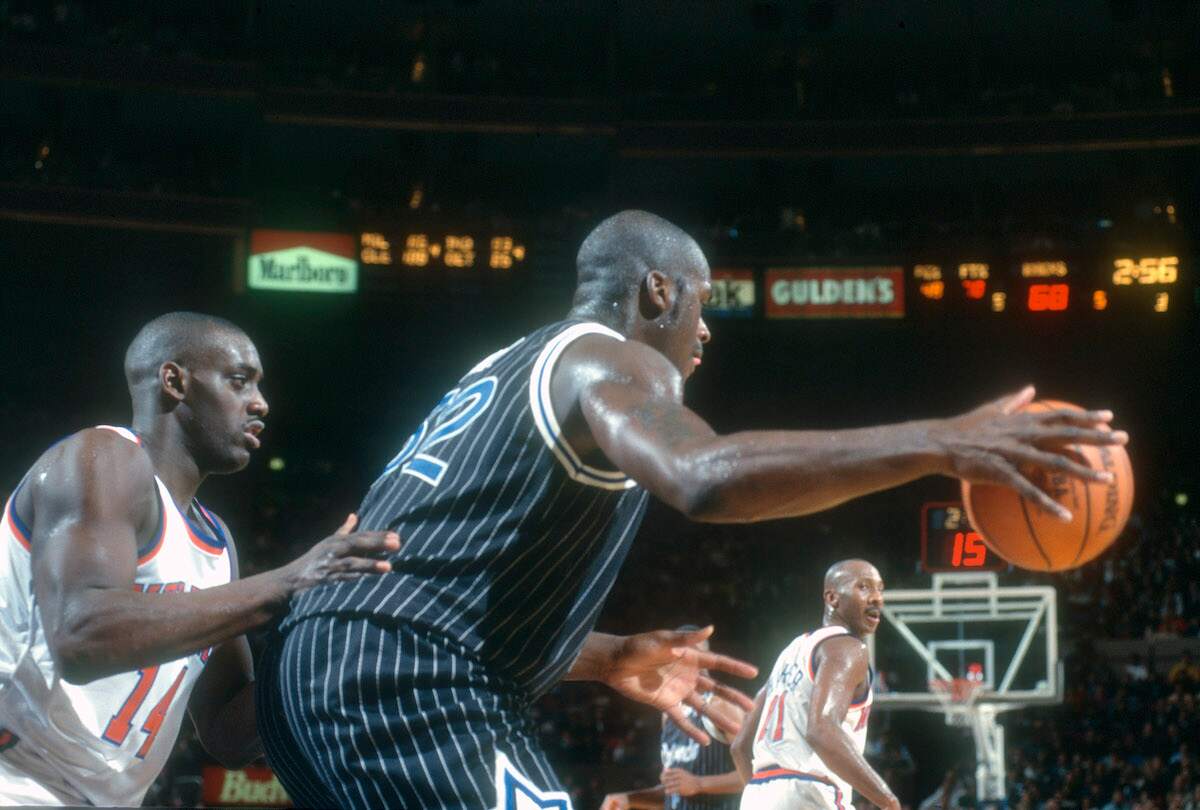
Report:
920,502,1008,573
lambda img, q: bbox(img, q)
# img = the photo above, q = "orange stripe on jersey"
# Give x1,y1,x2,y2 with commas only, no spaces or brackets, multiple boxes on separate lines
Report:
5,498,31,552
750,768,846,810
136,508,166,565
186,521,225,556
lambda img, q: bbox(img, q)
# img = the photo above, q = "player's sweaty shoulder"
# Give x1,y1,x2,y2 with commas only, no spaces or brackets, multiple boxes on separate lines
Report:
26,427,157,525
555,333,682,401
549,333,683,456
815,634,870,674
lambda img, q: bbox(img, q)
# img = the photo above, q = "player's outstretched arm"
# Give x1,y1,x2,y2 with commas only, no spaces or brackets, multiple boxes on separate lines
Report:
566,627,757,745
805,637,897,810
730,688,765,784
30,430,399,685
569,337,1125,523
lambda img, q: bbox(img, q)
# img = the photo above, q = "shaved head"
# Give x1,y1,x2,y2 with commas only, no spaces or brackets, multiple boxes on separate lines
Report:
824,559,879,592
571,210,707,328
124,312,245,393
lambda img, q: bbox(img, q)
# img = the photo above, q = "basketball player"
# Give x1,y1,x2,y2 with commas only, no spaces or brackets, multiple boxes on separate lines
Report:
261,210,1125,809
731,560,892,810
0,312,398,806
600,627,746,810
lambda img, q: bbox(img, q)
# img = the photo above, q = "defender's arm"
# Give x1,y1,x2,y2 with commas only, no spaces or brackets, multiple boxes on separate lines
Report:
31,430,398,684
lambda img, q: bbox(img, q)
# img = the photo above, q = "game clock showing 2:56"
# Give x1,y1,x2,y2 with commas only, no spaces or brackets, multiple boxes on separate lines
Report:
920,502,1009,573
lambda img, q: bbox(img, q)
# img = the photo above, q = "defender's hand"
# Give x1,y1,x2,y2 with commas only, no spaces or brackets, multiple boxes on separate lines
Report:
603,626,757,745
661,768,701,797
280,514,399,595
930,386,1127,521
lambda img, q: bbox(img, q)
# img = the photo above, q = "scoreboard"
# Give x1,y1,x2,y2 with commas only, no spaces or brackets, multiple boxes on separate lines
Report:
905,255,1184,316
704,253,1189,319
359,230,527,271
920,502,1008,573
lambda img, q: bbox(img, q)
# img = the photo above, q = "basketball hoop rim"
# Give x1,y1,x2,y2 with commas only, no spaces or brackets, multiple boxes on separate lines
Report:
928,677,985,707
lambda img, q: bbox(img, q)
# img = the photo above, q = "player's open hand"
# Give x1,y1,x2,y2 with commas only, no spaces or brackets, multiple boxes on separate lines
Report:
280,513,399,595
603,626,757,745
931,386,1128,521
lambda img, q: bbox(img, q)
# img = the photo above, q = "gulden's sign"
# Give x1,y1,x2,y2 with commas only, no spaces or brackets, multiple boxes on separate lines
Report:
765,267,905,319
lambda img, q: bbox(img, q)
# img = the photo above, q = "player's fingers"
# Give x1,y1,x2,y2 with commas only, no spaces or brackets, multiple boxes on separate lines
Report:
692,651,758,680
1028,426,1128,446
996,385,1036,415
668,625,715,649
990,458,1073,522
697,702,743,737
334,513,358,535
666,703,711,746
1003,445,1113,484
1033,408,1114,426
709,681,758,712
343,531,402,555
332,557,394,578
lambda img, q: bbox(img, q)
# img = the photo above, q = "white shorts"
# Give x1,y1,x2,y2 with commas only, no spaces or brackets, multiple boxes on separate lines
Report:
739,773,847,810
0,756,78,806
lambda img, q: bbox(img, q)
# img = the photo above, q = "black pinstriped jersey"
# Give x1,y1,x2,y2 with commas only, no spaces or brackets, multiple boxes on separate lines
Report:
660,707,740,810
288,320,650,699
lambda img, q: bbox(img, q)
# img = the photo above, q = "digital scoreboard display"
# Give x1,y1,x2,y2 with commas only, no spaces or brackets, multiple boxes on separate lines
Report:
908,254,1184,316
359,231,527,271
920,502,1008,573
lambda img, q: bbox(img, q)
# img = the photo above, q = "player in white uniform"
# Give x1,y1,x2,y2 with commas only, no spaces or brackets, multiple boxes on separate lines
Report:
732,560,897,810
0,312,398,806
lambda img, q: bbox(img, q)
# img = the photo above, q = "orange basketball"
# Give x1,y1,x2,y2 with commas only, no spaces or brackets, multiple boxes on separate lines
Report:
961,400,1133,572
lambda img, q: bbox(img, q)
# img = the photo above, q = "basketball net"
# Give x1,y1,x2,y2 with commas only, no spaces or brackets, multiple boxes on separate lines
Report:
929,678,983,727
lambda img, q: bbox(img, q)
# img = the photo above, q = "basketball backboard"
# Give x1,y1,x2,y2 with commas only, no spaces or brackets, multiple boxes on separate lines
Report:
867,572,1061,804
868,571,1060,709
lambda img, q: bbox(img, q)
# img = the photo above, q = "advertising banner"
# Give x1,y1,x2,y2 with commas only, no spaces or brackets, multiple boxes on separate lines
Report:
248,230,358,294
765,266,905,319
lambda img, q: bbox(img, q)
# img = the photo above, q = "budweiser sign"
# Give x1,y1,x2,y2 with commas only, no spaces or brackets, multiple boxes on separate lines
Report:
202,766,292,806
765,267,905,319
248,230,358,294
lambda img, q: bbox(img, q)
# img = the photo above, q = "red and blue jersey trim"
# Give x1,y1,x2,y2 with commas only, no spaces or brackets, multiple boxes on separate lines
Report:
750,767,846,810
186,502,227,556
4,485,32,552
135,495,167,565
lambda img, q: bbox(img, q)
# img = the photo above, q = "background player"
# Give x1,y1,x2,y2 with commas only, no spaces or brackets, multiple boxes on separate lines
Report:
263,210,1125,810
0,312,397,806
600,626,746,810
732,559,894,810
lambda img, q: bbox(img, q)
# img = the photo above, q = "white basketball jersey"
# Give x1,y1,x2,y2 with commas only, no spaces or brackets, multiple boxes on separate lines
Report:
0,426,233,806
748,625,873,808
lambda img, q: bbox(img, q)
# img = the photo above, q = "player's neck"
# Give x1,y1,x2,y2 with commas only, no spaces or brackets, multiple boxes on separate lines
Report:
565,302,632,335
132,417,205,509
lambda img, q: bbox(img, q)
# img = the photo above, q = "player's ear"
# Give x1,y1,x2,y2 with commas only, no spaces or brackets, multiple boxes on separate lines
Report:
641,270,672,318
159,361,188,405
824,588,838,611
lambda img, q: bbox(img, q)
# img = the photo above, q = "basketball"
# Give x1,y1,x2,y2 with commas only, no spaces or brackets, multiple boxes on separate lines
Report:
962,400,1133,572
